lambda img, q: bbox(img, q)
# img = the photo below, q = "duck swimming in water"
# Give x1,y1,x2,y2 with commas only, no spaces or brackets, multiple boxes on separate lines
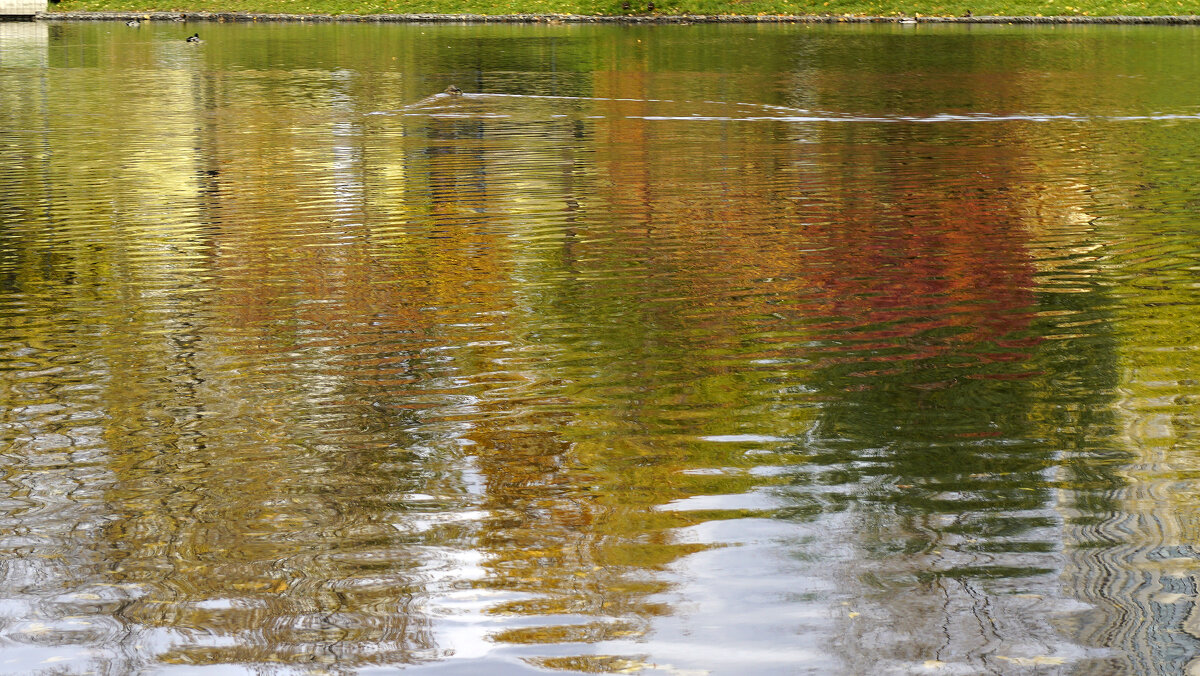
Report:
444,85,463,96
186,33,201,42
126,19,139,26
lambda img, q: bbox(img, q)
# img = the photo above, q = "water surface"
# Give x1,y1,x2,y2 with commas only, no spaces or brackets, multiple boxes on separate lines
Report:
3,19,1200,675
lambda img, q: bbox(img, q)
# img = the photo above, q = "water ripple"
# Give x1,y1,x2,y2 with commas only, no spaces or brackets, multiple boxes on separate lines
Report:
2,19,1199,675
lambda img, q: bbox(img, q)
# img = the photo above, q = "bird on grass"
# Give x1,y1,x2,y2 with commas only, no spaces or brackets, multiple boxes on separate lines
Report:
444,84,463,96
647,1,655,9
186,33,201,42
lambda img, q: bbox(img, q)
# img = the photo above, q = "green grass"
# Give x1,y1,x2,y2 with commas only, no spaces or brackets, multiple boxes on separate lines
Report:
43,0,1200,19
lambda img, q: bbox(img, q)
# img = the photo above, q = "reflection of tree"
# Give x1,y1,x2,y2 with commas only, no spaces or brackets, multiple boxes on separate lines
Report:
792,121,1128,670
546,48,1136,668
9,19,1200,676
475,34,1077,671
1054,119,1200,675
0,24,485,671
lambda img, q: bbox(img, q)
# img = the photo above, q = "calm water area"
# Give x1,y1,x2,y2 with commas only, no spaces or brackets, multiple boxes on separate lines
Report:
2,17,1200,674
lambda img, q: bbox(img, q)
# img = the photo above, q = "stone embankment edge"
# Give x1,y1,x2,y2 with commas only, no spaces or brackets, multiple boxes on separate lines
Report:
34,10,1200,23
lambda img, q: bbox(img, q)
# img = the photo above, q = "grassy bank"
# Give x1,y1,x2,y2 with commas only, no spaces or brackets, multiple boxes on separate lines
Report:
42,0,1200,19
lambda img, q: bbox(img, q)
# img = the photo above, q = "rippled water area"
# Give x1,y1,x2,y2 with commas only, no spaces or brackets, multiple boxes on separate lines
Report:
6,19,1200,674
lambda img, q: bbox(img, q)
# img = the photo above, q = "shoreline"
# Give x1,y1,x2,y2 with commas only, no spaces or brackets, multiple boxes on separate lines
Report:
32,10,1200,23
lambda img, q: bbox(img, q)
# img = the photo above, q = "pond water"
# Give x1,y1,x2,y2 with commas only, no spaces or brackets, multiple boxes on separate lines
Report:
3,18,1200,674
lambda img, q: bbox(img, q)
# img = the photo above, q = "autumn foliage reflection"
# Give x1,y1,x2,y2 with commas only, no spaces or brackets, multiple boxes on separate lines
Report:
0,21,1124,676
